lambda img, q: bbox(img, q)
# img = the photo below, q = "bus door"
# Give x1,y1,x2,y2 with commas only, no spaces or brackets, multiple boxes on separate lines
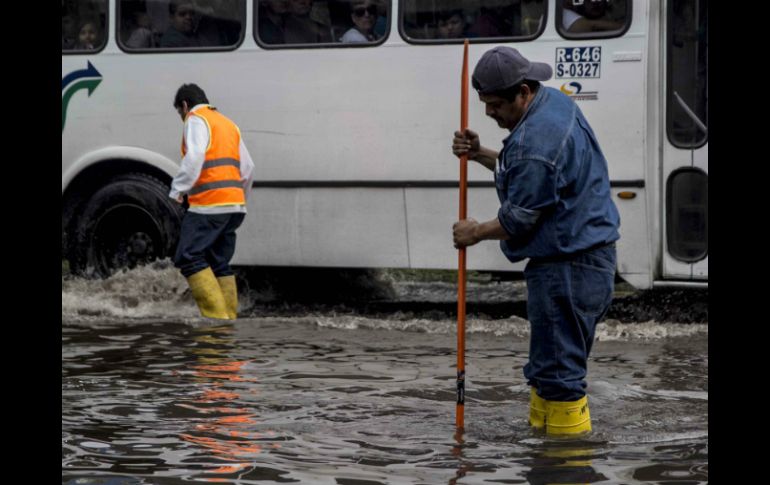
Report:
661,0,708,282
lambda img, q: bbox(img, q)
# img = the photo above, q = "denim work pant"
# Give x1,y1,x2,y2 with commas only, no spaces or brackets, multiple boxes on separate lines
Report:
174,212,246,278
522,243,616,402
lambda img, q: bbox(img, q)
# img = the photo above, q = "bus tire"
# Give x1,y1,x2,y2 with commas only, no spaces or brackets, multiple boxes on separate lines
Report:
70,173,184,277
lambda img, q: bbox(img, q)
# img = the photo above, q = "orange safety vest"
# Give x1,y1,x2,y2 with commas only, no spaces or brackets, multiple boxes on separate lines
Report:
181,105,246,207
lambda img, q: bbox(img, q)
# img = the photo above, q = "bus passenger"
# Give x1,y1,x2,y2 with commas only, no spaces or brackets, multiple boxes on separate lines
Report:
467,6,514,37
193,0,233,46
451,47,620,436
284,0,332,44
562,0,622,33
521,0,545,36
160,1,202,47
258,0,289,45
75,18,103,50
436,10,467,39
62,13,79,49
170,84,255,320
341,1,379,43
373,1,387,38
125,11,155,48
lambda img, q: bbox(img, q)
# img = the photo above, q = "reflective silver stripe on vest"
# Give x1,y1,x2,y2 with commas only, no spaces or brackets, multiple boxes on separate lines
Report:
189,180,243,195
202,158,240,170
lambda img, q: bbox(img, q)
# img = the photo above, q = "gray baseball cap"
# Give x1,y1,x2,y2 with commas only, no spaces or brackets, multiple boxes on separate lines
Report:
472,46,553,94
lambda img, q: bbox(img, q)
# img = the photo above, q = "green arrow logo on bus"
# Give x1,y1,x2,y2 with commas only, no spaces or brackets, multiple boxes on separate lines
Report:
62,62,102,132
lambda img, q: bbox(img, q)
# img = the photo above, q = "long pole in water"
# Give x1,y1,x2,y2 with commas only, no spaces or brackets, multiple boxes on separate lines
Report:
456,39,469,430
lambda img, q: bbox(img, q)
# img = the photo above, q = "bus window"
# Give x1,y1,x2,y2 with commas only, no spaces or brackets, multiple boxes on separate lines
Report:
666,168,708,262
62,0,108,53
556,0,631,39
117,0,245,51
400,0,546,43
667,0,707,148
255,1,390,47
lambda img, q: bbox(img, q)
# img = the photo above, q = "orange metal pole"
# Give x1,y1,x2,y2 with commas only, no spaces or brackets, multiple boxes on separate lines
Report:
456,39,469,430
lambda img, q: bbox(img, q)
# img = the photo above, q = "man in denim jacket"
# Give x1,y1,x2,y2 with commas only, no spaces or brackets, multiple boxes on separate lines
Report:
452,46,620,435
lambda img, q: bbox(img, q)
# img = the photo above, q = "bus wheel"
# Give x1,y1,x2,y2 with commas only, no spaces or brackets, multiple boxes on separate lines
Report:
70,173,184,277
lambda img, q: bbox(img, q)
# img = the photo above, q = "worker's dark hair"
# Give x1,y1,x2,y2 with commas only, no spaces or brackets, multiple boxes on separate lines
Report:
492,79,541,102
173,83,209,109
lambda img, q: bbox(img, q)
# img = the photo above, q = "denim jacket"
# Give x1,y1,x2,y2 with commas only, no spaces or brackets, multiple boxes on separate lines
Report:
494,86,620,262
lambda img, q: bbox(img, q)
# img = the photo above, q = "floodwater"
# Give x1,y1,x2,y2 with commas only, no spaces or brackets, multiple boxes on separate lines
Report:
62,266,708,484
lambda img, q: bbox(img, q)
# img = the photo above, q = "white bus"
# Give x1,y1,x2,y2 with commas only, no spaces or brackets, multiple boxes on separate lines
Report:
62,0,707,290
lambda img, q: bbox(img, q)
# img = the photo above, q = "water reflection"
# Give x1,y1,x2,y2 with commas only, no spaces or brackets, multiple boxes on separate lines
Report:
177,324,273,480
525,442,607,484
633,462,708,482
448,429,472,485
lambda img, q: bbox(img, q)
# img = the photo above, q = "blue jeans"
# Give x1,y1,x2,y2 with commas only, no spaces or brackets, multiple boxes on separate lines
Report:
174,212,245,278
523,243,616,402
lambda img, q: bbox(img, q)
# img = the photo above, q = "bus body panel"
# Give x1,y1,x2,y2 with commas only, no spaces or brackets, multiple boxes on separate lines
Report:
234,187,410,267
403,187,519,271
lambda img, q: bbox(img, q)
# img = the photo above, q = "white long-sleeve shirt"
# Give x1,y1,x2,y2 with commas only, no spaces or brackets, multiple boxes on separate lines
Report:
169,104,255,214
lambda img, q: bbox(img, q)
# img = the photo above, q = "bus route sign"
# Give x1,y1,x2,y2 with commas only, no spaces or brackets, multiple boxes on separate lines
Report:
555,46,601,79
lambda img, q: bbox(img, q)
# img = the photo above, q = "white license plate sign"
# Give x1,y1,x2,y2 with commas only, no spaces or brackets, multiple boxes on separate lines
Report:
555,47,601,78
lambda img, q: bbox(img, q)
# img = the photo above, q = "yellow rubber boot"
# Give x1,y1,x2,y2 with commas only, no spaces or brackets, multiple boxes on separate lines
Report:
545,395,591,436
186,268,230,319
216,275,238,320
529,387,547,430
